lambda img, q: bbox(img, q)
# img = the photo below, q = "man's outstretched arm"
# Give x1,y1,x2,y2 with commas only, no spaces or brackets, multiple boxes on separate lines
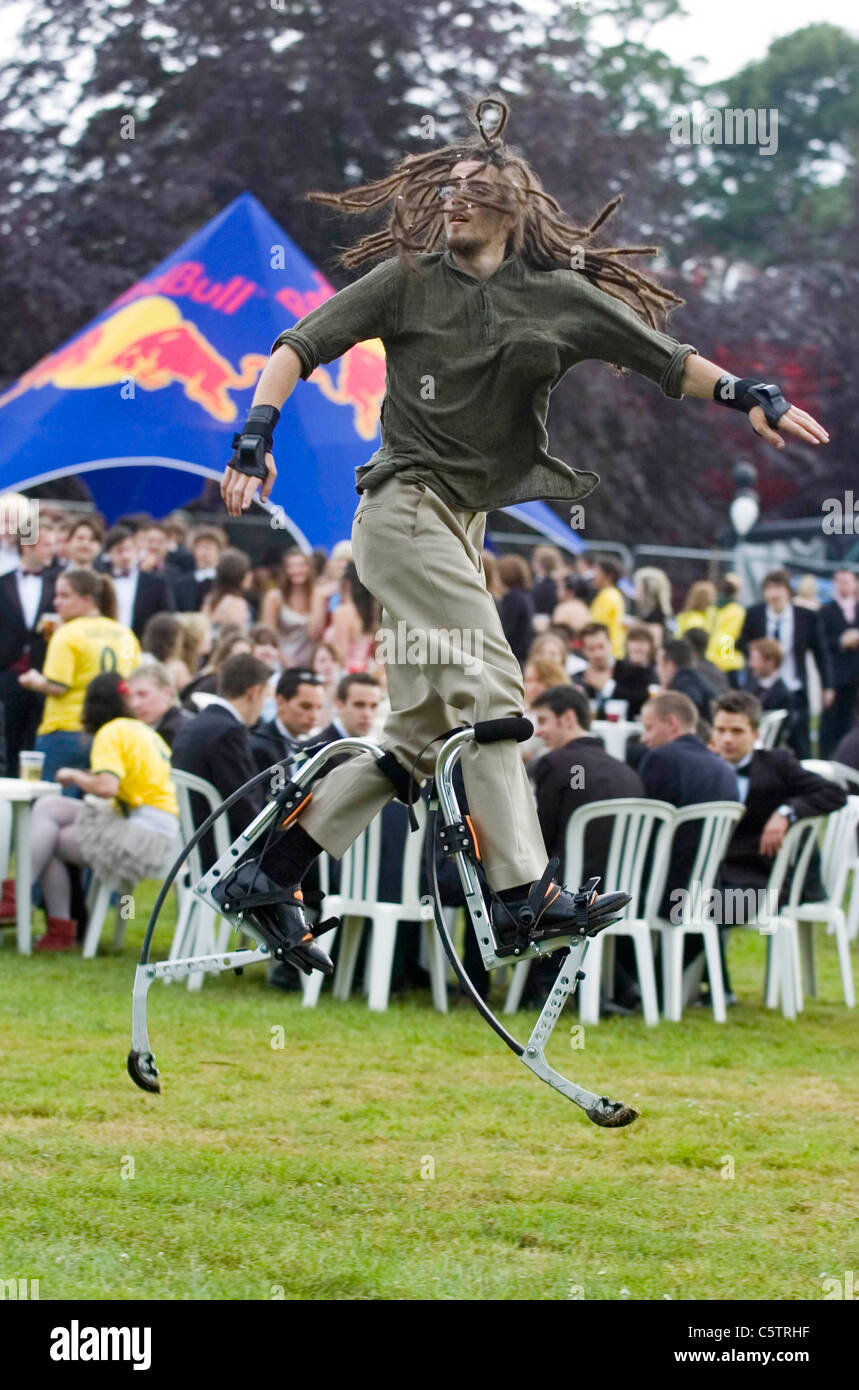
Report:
221,344,302,517
679,353,829,450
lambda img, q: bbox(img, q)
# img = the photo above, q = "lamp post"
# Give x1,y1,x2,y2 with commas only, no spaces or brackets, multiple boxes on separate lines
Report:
730,461,759,603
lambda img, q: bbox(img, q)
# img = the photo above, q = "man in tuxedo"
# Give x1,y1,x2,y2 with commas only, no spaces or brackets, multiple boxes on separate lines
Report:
638,691,739,912
62,517,103,571
531,684,644,873
311,673,381,749
100,524,175,637
530,684,644,1010
737,569,833,759
712,691,846,902
0,525,58,771
657,638,718,721
817,569,859,757
170,528,224,612
171,652,273,870
249,667,326,775
746,637,793,732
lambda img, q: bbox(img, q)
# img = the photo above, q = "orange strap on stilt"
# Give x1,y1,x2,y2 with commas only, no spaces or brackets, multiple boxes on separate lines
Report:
279,790,313,831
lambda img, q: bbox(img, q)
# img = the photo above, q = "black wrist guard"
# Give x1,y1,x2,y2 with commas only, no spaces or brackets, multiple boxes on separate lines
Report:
713,377,791,429
228,405,280,480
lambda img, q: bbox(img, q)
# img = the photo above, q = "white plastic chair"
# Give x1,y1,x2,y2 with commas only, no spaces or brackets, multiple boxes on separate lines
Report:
82,870,131,958
504,798,676,1025
777,802,857,1009
170,769,234,990
757,816,830,1019
320,797,449,1012
831,761,859,792
758,709,788,749
653,801,747,1023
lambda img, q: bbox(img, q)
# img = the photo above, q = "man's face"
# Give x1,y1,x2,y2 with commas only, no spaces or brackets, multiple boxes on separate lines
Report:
194,538,220,570
68,525,100,566
712,710,757,764
583,632,613,671
626,638,651,668
535,707,579,750
749,648,777,680
442,160,515,259
21,526,55,569
128,677,173,725
763,582,789,614
108,537,138,574
640,706,680,749
657,651,676,688
277,682,324,736
834,570,858,601
144,527,169,565
337,683,380,737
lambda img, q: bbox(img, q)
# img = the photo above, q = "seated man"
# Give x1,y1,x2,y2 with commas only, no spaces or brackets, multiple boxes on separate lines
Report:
172,651,332,979
639,689,739,900
172,652,274,869
746,637,793,726
529,684,645,1009
311,672,381,750
710,691,846,997
249,667,325,775
657,638,718,722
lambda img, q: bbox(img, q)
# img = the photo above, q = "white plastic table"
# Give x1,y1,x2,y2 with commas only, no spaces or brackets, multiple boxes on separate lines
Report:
591,719,643,761
0,778,62,954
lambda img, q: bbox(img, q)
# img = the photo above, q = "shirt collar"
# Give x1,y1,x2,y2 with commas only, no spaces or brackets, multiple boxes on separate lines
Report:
205,695,245,725
441,247,523,285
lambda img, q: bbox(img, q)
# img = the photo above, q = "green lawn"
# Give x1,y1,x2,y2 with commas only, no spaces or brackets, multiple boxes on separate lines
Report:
1,885,857,1301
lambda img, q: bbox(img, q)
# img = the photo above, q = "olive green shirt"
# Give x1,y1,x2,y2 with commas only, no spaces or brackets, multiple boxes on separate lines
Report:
271,249,697,512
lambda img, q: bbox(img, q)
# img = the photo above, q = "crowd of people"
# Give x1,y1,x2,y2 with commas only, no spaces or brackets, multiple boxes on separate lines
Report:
1,501,857,1011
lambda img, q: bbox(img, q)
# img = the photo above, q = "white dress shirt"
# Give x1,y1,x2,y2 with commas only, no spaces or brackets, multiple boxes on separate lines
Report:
766,604,799,690
204,695,245,724
112,567,139,630
15,568,44,630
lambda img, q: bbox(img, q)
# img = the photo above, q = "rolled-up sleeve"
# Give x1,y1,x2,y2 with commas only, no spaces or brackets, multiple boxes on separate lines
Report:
557,271,698,399
271,257,401,378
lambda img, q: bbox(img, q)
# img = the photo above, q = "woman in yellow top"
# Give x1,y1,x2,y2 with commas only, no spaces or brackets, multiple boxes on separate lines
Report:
705,573,746,681
675,579,717,637
27,672,179,951
588,557,627,658
18,567,140,787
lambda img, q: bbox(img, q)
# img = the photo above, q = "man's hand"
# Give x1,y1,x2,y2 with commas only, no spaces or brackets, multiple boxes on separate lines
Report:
221,451,277,517
760,812,790,857
822,687,835,709
749,403,829,451
839,627,859,651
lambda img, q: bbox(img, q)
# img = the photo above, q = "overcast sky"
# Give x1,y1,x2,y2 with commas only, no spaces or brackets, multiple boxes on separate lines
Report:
0,0,855,89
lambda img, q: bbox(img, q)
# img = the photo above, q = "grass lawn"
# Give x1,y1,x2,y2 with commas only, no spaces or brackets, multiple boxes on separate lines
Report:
1,882,857,1302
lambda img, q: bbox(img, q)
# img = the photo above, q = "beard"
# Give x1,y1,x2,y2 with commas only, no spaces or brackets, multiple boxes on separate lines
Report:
445,228,486,258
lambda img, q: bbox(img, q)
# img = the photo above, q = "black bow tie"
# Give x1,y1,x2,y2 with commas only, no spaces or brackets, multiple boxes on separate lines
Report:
735,758,753,774
113,569,133,579
19,569,44,578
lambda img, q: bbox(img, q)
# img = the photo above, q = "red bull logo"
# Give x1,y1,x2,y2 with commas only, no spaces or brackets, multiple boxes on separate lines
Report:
0,296,267,422
309,338,387,440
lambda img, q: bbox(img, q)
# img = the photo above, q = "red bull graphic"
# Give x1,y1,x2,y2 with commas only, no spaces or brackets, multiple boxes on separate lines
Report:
0,296,267,422
309,338,387,439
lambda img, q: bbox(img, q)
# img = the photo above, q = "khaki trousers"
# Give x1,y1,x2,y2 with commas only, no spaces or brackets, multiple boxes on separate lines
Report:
299,475,548,890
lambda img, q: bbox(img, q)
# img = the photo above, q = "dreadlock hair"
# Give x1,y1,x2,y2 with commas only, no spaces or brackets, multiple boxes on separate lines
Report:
305,94,683,331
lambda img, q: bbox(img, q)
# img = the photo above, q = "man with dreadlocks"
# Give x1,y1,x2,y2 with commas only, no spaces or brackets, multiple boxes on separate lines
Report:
217,97,828,978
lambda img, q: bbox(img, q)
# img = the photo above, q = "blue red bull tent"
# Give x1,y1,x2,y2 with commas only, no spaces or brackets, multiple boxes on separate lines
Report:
0,193,581,553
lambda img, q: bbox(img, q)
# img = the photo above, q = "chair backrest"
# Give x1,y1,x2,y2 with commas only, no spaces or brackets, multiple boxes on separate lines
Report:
171,767,233,884
563,798,676,922
800,758,839,783
820,795,859,898
758,709,788,749
764,815,827,913
664,801,746,926
831,761,859,792
335,797,428,909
